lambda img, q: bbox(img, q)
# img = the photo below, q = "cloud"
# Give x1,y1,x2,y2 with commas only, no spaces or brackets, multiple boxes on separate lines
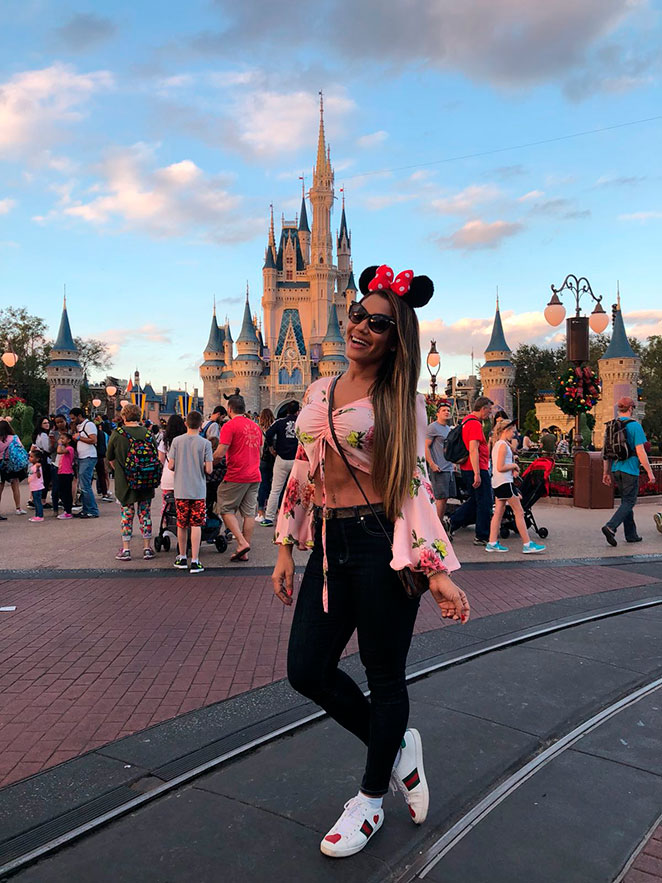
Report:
101,324,173,358
357,131,388,149
595,174,647,187
436,219,523,251
195,0,645,89
622,309,662,338
419,310,563,357
54,13,117,51
429,184,501,215
0,198,16,215
518,190,545,202
563,40,657,100
493,165,527,179
44,143,259,243
0,64,113,160
619,210,662,221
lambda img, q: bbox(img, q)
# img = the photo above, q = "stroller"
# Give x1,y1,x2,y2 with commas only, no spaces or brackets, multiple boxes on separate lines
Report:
499,456,554,540
154,491,228,555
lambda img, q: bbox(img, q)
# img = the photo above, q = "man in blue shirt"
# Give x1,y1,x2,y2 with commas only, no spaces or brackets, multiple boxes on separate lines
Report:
602,396,655,545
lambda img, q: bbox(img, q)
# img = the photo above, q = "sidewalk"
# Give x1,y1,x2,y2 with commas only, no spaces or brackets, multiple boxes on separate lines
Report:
1,560,659,789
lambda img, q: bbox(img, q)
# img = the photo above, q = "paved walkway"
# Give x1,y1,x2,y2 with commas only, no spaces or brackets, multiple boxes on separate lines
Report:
624,822,662,882
0,562,659,788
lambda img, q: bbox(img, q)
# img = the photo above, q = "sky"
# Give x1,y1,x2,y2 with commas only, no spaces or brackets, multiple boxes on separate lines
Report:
1,0,661,392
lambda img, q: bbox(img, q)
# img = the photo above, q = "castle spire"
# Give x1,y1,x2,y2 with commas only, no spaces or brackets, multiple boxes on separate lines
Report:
603,295,636,359
53,296,78,353
485,298,511,354
315,91,328,176
269,203,275,248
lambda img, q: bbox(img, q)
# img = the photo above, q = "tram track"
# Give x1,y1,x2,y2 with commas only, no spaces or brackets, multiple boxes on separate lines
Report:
1,593,661,879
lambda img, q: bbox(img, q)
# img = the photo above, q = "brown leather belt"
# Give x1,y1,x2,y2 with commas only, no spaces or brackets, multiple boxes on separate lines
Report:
313,503,386,520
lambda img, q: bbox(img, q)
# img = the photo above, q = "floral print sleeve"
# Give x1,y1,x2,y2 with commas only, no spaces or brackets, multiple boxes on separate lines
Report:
273,444,316,550
391,395,461,578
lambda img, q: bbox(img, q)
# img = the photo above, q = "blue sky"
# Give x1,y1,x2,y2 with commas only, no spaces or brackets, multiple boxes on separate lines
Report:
1,0,661,391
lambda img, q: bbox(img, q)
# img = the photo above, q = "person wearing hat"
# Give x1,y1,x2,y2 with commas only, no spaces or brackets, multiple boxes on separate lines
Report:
602,396,655,545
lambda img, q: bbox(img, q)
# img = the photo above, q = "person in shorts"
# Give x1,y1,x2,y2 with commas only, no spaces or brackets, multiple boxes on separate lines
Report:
168,410,213,573
486,418,545,555
425,400,456,519
215,394,263,562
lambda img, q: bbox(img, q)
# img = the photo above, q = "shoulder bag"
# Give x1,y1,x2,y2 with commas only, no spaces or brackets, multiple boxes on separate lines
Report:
327,375,428,600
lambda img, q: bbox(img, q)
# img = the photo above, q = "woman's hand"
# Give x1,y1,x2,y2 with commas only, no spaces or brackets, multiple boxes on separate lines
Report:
428,572,470,623
272,545,296,606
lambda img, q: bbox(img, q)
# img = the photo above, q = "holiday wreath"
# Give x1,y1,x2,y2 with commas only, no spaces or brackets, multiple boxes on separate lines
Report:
555,365,600,416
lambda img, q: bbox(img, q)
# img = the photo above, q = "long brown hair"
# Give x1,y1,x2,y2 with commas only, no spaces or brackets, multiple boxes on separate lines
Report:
259,408,275,432
368,290,421,521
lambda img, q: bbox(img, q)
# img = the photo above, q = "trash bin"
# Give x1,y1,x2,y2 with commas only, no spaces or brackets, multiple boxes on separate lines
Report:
573,451,614,509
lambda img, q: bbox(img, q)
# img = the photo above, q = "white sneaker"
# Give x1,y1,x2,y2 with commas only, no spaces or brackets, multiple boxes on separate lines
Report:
15,508,27,515
390,728,429,824
320,796,384,858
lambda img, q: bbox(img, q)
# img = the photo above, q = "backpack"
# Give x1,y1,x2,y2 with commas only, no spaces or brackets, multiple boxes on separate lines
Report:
202,420,214,439
444,416,480,465
602,418,634,462
3,436,29,472
117,427,162,490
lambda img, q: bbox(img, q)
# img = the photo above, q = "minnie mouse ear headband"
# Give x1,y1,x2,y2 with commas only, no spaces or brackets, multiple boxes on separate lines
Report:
358,264,434,310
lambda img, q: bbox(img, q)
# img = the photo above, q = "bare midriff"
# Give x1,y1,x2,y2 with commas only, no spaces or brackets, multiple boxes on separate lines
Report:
311,444,383,509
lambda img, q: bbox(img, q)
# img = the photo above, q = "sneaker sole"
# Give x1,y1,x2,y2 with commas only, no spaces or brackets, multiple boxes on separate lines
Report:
405,727,429,825
173,564,188,569
189,569,205,574
485,547,508,553
522,547,545,554
320,814,383,858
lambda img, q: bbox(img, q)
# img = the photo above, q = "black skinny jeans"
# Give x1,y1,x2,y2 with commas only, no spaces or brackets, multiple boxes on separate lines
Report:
287,513,420,797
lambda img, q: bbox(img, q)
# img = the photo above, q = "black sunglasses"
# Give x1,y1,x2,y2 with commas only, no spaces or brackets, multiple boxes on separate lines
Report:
348,301,396,335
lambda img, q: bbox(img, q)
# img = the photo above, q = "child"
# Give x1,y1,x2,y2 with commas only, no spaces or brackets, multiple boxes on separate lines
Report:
168,411,213,573
486,418,546,555
56,432,75,519
28,450,45,522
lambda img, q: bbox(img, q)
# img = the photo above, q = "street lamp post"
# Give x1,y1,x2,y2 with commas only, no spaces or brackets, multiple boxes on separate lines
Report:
544,274,609,450
427,340,441,399
1,341,19,396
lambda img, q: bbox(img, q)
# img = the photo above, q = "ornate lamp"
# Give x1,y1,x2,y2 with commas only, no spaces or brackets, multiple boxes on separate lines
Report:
426,340,441,398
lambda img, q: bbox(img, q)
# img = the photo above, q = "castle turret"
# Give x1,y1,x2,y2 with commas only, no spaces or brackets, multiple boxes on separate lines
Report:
308,92,335,344
47,295,83,415
480,295,515,416
223,316,233,367
199,304,226,412
318,303,349,378
298,183,310,265
345,266,357,311
336,194,351,295
262,205,278,351
233,288,263,412
594,290,643,442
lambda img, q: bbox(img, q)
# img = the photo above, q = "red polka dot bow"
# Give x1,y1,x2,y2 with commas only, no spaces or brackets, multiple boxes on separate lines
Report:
368,265,414,296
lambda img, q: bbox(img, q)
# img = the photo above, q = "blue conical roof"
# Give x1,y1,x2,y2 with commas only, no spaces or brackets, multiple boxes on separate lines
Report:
237,296,259,345
603,306,637,359
299,195,309,233
338,205,349,243
346,269,357,292
263,244,276,269
485,305,511,354
205,313,225,353
323,303,344,344
53,303,77,352
225,319,233,343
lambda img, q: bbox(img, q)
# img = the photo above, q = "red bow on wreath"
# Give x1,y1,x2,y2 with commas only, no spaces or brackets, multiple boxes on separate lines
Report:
368,264,414,296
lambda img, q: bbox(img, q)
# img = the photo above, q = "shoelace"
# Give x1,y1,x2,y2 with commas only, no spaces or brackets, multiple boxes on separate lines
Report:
333,797,373,835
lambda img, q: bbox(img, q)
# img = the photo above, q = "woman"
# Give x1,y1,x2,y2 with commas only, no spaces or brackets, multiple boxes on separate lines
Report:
32,416,54,507
106,403,156,562
485,417,546,554
158,414,187,500
0,419,28,516
256,408,275,522
272,264,470,859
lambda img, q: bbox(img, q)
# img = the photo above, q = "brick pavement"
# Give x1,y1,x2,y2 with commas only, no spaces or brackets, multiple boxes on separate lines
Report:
0,564,659,788
624,822,662,882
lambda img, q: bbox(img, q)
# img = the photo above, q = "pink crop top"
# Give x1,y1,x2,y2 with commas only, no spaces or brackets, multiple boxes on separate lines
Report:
274,376,460,610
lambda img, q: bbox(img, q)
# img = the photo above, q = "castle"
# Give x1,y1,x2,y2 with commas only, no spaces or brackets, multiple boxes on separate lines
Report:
46,297,83,416
479,297,515,417
200,96,353,414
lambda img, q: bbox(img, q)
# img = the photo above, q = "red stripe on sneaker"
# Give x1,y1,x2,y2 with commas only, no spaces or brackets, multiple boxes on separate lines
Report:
360,819,374,838
324,833,341,844
403,769,420,790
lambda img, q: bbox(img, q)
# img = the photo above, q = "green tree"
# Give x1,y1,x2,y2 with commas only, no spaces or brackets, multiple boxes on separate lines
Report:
0,307,50,412
522,409,540,439
512,344,566,418
641,336,662,444
73,337,113,378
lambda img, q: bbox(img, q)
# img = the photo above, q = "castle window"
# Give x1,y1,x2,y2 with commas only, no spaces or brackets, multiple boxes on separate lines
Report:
286,270,293,280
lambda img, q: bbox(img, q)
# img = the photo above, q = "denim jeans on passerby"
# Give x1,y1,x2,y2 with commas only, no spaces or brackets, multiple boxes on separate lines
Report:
287,513,420,796
257,459,274,511
449,468,493,541
606,472,640,540
77,457,99,515
31,491,43,518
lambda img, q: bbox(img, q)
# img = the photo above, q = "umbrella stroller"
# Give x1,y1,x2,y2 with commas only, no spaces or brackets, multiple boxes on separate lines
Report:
499,456,554,540
154,492,227,555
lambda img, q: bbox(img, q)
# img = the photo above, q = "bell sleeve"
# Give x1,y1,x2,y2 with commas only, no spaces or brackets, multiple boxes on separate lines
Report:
273,444,316,550
391,395,461,577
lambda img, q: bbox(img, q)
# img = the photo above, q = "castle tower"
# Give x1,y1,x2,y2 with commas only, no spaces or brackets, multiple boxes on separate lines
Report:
233,288,263,413
345,266,357,311
336,194,351,299
223,317,233,367
298,183,310,265
199,304,226,413
262,205,278,351
593,291,643,443
308,93,335,344
480,295,515,416
46,295,83,416
318,303,349,378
